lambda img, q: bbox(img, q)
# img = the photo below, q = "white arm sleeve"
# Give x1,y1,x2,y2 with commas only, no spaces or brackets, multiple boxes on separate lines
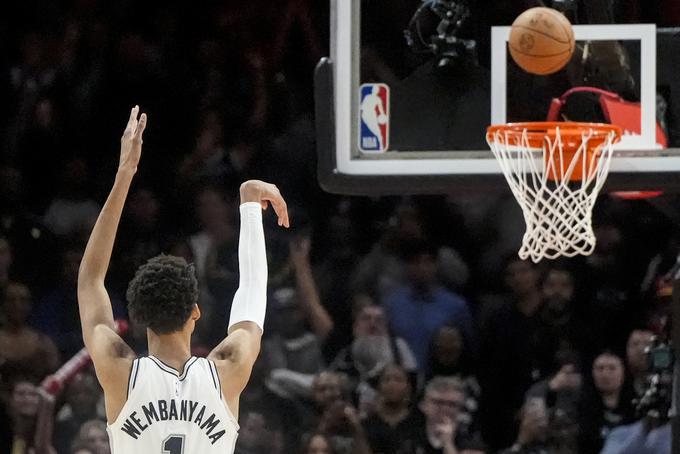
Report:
228,202,268,332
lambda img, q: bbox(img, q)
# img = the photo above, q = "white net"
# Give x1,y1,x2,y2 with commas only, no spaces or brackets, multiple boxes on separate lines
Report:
487,124,618,262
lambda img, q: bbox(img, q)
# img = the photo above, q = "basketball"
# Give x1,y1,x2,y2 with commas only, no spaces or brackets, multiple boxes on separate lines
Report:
508,7,575,75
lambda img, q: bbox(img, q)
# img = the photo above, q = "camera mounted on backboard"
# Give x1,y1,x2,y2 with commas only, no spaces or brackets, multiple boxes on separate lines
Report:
405,0,477,68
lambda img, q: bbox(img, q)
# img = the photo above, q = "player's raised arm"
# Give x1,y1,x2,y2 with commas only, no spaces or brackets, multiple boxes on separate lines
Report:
77,107,145,412
208,180,289,407
78,106,146,343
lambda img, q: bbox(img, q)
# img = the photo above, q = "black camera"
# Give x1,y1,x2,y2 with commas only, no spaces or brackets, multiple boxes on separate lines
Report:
404,0,477,68
635,337,674,424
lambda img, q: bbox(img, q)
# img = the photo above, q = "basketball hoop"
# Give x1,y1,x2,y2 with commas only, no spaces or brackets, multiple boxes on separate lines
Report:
487,122,622,262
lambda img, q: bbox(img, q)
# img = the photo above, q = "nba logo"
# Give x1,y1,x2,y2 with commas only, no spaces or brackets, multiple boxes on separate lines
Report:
359,83,390,152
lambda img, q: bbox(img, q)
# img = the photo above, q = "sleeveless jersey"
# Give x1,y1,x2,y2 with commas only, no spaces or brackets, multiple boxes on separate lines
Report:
107,355,239,453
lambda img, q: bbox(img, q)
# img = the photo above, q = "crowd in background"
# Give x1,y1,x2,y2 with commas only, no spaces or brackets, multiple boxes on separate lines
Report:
1,1,680,454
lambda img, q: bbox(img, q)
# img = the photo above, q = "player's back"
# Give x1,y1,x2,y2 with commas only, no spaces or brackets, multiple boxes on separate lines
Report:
107,355,238,454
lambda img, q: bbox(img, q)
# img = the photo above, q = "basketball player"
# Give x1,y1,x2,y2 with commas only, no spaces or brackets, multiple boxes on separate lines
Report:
77,106,289,453
360,85,388,149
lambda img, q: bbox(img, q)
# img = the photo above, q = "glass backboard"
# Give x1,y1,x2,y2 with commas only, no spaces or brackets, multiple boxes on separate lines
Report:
315,0,680,194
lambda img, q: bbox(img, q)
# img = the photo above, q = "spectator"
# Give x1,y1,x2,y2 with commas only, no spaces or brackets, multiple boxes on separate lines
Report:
43,158,100,238
8,379,41,453
583,223,636,350
0,282,60,384
534,264,591,375
352,203,469,302
262,238,333,399
17,97,64,212
313,203,362,357
427,323,474,380
54,372,104,454
111,187,164,293
71,420,110,454
7,31,58,160
426,324,480,434
32,245,124,358
577,351,636,454
234,410,284,454
401,376,478,454
498,399,550,454
383,240,474,369
186,184,238,343
301,432,336,454
263,286,326,397
178,110,228,186
601,419,671,454
525,351,583,454
189,185,237,287
8,377,56,454
317,400,373,454
288,236,334,340
479,256,543,450
625,328,654,397
313,371,345,407
645,277,673,336
0,166,56,291
238,355,302,451
362,364,418,454
203,226,241,344
330,302,416,406
296,371,346,434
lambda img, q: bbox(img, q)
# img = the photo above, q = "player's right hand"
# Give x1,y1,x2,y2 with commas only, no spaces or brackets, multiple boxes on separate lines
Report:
118,105,147,175
239,180,290,228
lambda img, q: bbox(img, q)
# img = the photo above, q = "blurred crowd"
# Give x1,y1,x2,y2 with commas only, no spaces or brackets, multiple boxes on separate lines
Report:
1,1,679,454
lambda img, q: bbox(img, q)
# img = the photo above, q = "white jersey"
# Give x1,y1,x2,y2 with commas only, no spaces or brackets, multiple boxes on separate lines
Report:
108,355,239,454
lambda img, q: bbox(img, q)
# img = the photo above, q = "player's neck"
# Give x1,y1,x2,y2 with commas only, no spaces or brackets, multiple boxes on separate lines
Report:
147,329,192,370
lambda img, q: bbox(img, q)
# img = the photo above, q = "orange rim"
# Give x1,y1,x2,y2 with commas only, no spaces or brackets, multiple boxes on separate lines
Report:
487,122,622,147
487,122,622,181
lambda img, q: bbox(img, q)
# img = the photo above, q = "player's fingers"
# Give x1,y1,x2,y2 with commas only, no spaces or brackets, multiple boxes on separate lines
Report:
267,196,288,227
281,195,290,227
126,105,139,130
134,113,147,138
279,200,290,228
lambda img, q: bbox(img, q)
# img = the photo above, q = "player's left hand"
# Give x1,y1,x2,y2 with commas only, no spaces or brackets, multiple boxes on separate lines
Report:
240,180,290,228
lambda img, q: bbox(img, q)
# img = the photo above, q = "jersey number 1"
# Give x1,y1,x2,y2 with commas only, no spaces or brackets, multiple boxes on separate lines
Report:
162,435,185,454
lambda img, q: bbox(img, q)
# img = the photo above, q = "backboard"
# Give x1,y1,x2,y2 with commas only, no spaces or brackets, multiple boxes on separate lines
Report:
315,0,680,194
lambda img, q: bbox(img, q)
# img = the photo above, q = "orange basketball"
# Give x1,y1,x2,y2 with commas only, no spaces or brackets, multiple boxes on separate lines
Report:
509,7,575,75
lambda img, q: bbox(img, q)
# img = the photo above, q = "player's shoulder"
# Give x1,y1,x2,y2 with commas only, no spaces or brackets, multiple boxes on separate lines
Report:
89,324,136,360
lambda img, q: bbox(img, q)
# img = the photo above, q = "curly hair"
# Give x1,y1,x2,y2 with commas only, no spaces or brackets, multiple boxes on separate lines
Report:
126,254,198,334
